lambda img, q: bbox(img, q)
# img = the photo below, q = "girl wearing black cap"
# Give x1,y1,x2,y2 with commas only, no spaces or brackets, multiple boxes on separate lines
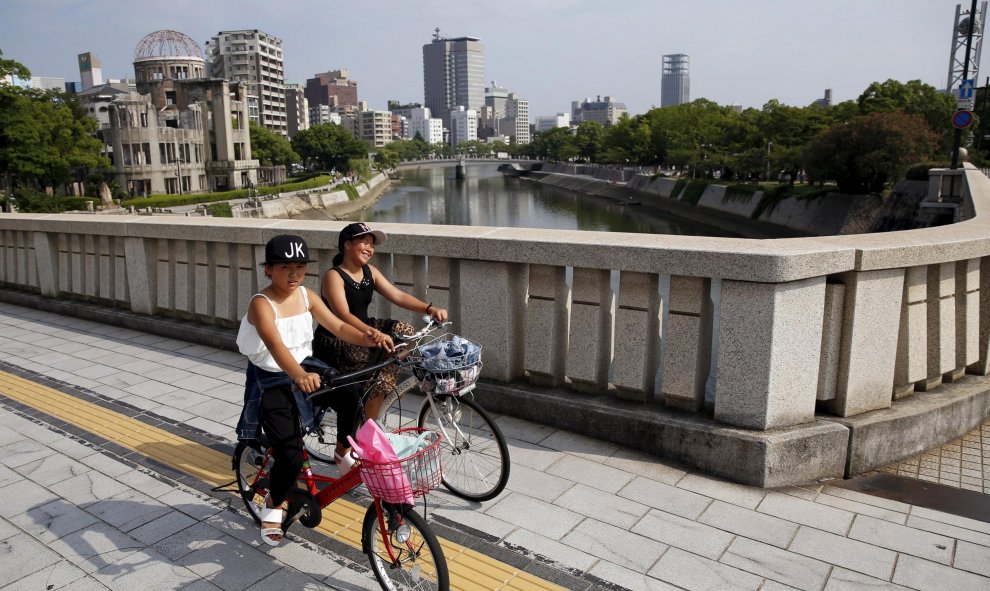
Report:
314,223,448,422
235,234,390,546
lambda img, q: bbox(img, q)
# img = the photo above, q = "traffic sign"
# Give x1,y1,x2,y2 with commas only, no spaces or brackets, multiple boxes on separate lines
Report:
960,79,976,100
953,109,974,129
958,98,975,110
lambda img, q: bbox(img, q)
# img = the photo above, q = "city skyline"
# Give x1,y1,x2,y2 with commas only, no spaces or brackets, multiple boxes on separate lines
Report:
0,0,983,120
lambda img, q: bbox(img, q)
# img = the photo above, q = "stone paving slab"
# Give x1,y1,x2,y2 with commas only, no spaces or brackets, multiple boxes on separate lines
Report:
1,301,990,591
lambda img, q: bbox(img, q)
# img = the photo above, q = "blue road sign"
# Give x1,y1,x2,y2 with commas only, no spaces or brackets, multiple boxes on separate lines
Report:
954,109,974,129
960,79,976,100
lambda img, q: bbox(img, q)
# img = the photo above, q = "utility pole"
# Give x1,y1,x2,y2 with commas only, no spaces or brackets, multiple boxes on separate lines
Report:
952,0,980,169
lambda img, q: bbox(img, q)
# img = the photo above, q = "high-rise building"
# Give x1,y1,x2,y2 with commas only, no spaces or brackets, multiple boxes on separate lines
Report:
572,96,627,127
449,106,478,146
305,69,358,113
406,107,444,144
479,82,529,143
423,29,485,124
813,89,833,108
535,113,571,132
285,83,309,137
309,104,341,127
505,93,530,144
205,29,287,135
78,52,103,90
661,54,690,107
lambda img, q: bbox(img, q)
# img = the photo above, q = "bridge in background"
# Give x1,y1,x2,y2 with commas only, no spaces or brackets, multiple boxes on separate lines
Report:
1,165,988,487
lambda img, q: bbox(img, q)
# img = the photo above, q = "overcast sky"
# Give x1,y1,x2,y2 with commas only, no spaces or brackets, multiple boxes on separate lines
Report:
0,0,984,119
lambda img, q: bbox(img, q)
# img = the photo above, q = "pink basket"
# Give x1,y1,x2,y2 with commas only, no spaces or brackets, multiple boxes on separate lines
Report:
357,428,443,503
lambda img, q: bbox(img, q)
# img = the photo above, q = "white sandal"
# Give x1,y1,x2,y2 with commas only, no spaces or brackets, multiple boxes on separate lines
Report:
259,504,284,546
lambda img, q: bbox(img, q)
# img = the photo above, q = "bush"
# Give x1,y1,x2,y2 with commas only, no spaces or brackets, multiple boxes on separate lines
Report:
341,184,360,200
11,187,61,213
122,175,331,209
207,202,233,217
60,197,99,211
905,161,951,181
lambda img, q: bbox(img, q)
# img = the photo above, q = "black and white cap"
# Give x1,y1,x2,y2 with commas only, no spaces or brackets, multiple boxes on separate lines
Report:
263,235,314,264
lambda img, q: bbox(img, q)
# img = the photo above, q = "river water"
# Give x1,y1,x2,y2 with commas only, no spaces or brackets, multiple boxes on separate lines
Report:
334,163,731,236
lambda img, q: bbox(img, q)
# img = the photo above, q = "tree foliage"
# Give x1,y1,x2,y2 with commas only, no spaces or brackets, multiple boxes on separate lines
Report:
249,122,299,166
803,111,939,193
290,123,367,172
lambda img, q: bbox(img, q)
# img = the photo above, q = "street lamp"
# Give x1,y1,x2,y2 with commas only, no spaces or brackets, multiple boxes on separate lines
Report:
766,141,774,183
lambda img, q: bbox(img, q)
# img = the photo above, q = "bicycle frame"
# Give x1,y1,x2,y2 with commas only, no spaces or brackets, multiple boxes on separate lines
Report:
247,445,407,565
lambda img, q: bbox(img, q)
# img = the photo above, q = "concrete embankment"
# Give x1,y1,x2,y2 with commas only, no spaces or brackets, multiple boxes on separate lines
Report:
523,163,920,238
237,172,392,220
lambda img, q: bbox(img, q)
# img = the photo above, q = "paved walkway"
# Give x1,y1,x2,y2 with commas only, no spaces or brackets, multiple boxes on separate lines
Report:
1,301,990,590
881,420,990,493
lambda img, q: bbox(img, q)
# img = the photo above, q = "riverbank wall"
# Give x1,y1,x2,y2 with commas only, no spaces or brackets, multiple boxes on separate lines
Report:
520,163,928,238
235,172,391,219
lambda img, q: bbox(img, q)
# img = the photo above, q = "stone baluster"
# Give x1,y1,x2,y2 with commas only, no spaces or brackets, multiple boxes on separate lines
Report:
831,269,904,416
955,258,980,377
368,252,392,320
33,231,59,298
920,262,957,390
974,255,990,375
715,277,825,429
662,276,712,411
391,254,427,327
205,241,218,319
69,234,82,295
565,267,613,394
893,266,927,398
816,281,845,402
524,264,569,387
613,271,660,402
456,259,526,382
183,240,196,314
427,256,452,322
124,237,159,315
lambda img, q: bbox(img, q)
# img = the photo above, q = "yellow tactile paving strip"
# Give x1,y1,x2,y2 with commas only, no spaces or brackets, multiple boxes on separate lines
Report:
0,370,564,591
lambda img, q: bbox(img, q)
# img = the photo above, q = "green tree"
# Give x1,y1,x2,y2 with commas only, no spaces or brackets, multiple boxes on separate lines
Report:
290,123,367,171
249,122,299,166
803,111,939,193
857,79,954,136
574,121,605,162
372,148,400,171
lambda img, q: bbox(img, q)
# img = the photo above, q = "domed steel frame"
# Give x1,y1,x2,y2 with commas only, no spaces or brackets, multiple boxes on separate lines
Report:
134,30,203,61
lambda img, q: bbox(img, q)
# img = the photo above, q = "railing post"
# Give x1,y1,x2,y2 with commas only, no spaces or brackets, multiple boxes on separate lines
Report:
456,259,526,382
920,262,957,390
662,276,712,411
33,232,59,297
831,269,904,416
956,258,980,376
124,237,159,315
524,264,569,386
614,271,661,402
894,266,928,397
565,267,614,393
715,277,825,429
973,255,990,375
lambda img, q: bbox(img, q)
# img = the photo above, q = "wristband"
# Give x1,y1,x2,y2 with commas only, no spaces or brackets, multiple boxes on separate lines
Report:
426,303,433,314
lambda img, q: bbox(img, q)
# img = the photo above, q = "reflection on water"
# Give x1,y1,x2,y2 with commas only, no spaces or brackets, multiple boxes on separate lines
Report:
344,163,731,237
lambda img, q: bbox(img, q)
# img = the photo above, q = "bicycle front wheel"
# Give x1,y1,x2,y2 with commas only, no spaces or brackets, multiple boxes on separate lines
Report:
302,410,337,464
363,502,449,591
233,441,269,526
418,394,510,502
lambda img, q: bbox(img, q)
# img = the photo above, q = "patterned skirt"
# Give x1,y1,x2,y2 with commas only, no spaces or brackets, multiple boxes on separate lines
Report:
313,318,414,402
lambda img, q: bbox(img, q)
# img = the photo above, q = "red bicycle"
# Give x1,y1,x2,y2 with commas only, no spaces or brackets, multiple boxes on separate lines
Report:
232,362,449,591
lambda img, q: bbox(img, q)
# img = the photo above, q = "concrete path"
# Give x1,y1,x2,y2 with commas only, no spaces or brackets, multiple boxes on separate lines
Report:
1,301,989,591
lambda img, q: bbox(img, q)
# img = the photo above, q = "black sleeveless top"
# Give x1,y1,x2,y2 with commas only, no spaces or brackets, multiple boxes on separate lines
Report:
323,265,375,323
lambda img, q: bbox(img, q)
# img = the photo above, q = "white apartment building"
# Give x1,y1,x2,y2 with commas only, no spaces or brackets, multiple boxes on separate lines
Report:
356,110,393,147
505,93,529,144
449,106,477,146
205,29,287,135
535,113,571,132
407,107,444,144
309,104,342,126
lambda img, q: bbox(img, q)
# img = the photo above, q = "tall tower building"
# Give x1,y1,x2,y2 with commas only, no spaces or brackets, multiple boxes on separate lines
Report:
78,52,103,90
285,83,309,137
661,54,690,107
423,29,485,124
205,30,287,135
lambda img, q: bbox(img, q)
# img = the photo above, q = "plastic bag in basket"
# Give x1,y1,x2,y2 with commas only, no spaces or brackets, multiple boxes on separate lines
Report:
387,430,441,491
347,419,414,505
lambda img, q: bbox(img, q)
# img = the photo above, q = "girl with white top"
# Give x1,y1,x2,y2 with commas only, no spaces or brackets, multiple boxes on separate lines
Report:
235,234,389,546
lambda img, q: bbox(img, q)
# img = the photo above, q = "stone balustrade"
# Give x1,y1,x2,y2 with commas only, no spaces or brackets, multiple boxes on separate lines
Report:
2,165,989,485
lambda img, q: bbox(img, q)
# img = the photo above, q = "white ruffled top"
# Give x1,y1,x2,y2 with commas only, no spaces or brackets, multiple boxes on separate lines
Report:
236,288,313,372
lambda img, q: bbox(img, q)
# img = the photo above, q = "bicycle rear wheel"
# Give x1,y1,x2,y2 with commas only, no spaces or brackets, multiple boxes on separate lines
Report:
233,441,269,525
362,502,449,591
418,394,510,502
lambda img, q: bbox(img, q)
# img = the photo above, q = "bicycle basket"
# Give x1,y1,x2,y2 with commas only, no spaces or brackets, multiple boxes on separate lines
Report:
356,428,443,503
411,334,483,393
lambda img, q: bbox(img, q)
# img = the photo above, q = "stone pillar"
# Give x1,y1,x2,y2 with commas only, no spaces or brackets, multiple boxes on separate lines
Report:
565,267,614,393
613,271,661,402
956,258,980,376
524,264,569,386
662,276,712,411
919,262,957,390
33,232,59,297
124,237,159,315
455,259,526,382
368,252,393,321
391,254,427,327
715,277,825,430
974,255,990,375
184,240,196,315
427,256,452,321
893,266,928,398
831,269,905,416
816,282,845,402
206,241,218,319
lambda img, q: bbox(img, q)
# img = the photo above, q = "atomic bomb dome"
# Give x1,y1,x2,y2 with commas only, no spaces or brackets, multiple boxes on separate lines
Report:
134,30,204,62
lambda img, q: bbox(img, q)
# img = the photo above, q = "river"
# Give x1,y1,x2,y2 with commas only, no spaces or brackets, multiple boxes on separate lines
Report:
331,163,731,236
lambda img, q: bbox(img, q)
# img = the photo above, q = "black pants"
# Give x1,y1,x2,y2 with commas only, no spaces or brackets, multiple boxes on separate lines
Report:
259,384,361,507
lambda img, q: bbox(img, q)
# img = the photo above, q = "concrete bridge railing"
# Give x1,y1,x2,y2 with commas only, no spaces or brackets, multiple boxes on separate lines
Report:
1,165,989,486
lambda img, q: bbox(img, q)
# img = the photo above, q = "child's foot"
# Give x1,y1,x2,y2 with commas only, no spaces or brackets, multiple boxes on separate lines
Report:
259,499,284,546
